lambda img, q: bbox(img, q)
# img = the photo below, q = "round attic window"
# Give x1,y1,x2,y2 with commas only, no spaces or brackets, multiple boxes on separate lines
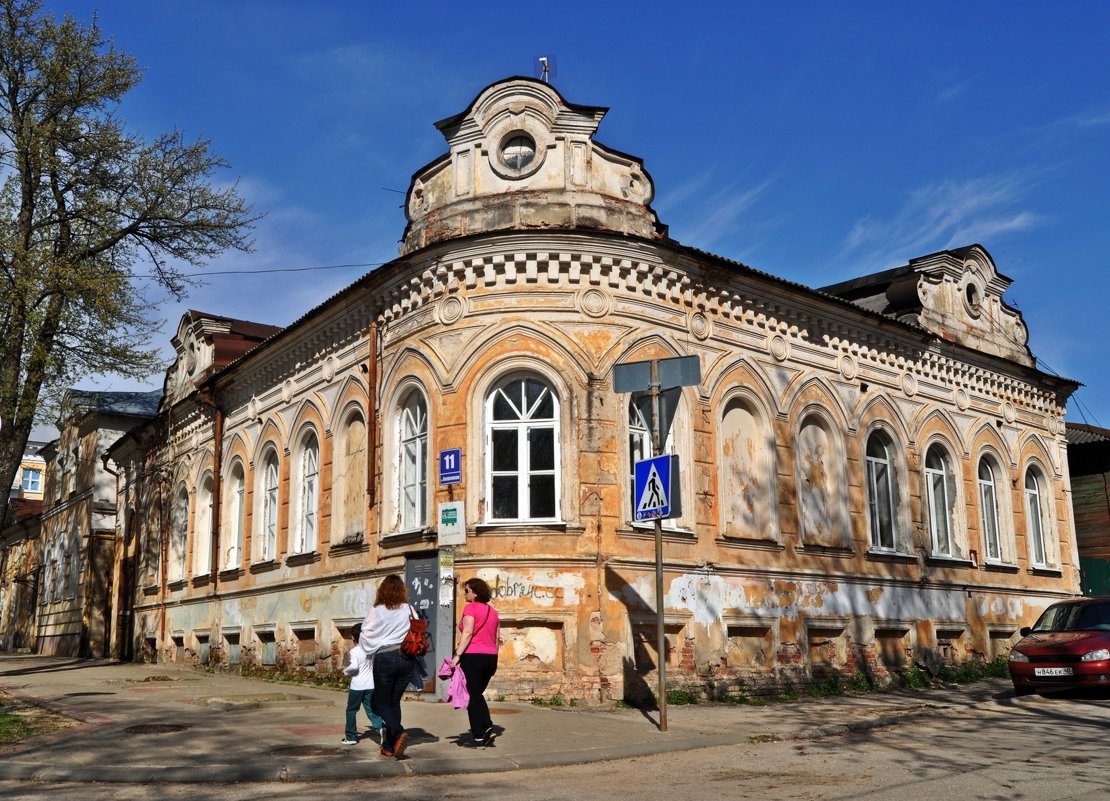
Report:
963,280,984,317
500,133,536,172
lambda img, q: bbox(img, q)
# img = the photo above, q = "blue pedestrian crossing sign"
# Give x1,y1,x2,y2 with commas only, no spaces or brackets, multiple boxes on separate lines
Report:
634,455,677,521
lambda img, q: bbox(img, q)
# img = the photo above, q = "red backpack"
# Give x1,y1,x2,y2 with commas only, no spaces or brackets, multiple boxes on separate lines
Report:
400,606,431,658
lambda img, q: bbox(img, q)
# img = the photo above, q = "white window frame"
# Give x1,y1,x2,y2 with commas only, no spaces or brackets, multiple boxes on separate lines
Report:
978,458,1002,563
225,463,245,569
260,451,279,561
292,433,319,554
924,445,955,557
194,474,213,576
172,486,190,581
484,375,560,523
1025,468,1048,568
865,432,897,551
21,468,42,493
400,392,428,531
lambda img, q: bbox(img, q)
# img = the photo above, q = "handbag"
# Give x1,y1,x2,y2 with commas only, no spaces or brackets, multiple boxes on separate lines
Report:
400,605,431,659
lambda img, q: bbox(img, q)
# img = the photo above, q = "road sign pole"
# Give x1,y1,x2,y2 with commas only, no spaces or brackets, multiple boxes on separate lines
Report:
650,360,668,733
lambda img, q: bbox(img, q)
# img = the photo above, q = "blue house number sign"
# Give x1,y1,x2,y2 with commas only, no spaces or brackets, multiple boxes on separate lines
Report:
439,448,461,485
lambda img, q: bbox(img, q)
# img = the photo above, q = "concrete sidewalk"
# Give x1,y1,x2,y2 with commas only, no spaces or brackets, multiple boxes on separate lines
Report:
0,654,1015,783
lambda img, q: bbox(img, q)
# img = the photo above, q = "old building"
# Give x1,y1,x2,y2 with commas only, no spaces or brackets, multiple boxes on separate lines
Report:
8,440,47,501
106,77,1079,701
34,390,162,657
1065,423,1110,595
0,498,42,651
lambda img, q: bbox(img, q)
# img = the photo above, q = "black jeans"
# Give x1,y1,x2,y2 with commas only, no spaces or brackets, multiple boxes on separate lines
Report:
372,650,414,751
459,653,498,737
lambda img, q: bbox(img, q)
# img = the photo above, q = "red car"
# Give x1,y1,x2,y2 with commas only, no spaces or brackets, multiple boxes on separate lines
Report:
1009,596,1110,695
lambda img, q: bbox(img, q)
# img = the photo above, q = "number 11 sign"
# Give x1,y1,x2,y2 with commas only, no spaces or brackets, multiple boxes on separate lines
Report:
439,448,461,485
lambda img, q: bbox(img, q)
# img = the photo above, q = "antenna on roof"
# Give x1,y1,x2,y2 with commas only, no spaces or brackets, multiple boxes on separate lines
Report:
533,54,558,83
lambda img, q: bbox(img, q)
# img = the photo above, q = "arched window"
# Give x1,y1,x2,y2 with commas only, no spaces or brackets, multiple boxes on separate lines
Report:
172,486,189,581
259,450,279,561
978,457,1003,563
865,431,897,551
194,473,213,575
225,463,245,568
924,445,956,557
1025,468,1048,567
795,415,849,548
400,392,428,531
628,393,693,529
719,398,776,539
485,375,560,522
293,431,319,554
334,412,367,543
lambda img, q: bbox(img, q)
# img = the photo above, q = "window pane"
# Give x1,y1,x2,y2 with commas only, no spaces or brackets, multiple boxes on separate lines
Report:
492,429,518,471
529,427,554,470
981,483,1000,561
493,386,520,420
930,470,952,554
1027,488,1046,565
492,476,518,519
525,379,545,414
874,461,893,548
530,475,556,518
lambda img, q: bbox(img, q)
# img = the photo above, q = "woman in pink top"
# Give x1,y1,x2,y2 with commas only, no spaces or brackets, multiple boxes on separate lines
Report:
449,577,500,745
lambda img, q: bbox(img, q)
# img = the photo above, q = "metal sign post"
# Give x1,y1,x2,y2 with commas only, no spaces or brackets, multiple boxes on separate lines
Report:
613,354,700,734
649,358,668,733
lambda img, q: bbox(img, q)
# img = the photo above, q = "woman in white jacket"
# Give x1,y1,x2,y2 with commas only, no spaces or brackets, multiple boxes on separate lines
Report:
359,574,415,758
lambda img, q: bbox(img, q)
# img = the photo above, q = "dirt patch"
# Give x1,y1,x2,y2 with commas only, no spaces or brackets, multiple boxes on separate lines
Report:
0,688,80,747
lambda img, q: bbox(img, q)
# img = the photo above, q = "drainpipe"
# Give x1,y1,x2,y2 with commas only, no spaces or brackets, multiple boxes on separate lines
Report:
197,387,223,592
159,472,168,658
366,320,379,520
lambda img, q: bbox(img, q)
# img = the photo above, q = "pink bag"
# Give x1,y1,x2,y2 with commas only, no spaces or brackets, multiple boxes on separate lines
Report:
437,658,454,679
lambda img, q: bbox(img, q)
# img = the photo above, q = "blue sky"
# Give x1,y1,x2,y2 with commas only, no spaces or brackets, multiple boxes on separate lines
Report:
38,0,1110,435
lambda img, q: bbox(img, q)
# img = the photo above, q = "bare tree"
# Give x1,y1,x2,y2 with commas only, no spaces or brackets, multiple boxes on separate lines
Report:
0,0,255,514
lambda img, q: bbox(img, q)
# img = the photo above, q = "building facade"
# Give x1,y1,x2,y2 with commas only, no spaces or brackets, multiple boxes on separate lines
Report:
105,78,1079,702
1065,423,1110,596
33,390,162,656
9,440,46,501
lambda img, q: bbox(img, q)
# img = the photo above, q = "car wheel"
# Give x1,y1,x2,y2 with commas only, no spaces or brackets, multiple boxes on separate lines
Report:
1012,682,1036,697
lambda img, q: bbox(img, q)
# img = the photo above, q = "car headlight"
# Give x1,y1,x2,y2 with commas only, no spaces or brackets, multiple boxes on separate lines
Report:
1009,650,1030,662
1081,648,1110,662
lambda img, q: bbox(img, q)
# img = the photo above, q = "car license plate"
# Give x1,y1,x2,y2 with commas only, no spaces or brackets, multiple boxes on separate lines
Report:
1034,667,1073,677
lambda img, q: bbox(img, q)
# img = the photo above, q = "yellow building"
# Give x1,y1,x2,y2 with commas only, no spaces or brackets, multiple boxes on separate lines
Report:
105,78,1079,702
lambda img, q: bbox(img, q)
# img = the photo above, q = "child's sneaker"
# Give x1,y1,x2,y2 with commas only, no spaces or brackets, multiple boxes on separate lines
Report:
340,737,358,746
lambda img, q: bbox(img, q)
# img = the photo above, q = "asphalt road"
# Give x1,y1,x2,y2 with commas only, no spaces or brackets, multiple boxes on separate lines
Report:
2,688,1106,801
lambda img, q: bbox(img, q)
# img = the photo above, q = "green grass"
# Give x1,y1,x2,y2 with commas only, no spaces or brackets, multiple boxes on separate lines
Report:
0,711,37,745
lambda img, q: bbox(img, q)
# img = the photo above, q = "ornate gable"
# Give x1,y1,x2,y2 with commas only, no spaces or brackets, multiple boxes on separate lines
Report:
821,245,1033,367
400,77,665,254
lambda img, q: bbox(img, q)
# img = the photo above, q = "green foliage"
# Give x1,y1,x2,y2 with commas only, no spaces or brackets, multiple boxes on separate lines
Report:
937,656,1009,684
666,689,699,705
0,0,256,500
902,665,933,689
0,711,36,745
983,656,1009,679
530,694,566,707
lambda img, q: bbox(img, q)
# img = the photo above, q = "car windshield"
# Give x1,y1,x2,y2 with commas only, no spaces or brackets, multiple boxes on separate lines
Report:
1032,601,1110,632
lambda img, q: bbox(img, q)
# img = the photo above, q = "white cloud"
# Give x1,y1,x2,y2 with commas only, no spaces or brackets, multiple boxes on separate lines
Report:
665,176,774,251
840,173,1040,269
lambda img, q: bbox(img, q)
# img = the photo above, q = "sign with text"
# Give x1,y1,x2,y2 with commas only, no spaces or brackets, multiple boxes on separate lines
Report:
438,448,461,485
437,501,466,546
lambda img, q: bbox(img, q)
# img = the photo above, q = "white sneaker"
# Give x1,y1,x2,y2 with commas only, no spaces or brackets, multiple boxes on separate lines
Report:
340,737,358,746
